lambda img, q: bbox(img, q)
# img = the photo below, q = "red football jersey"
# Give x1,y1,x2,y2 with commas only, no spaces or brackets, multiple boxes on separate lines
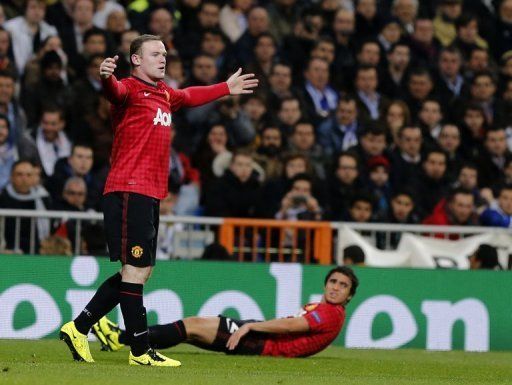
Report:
102,75,229,199
261,302,346,358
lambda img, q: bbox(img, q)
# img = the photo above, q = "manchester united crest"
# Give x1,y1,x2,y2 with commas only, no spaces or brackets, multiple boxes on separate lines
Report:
131,246,143,258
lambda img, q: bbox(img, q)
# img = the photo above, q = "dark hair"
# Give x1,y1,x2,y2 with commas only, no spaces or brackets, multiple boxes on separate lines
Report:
355,64,378,76
71,143,93,155
343,245,365,265
357,39,380,54
255,31,276,47
83,27,107,45
471,70,495,85
439,45,462,59
202,27,228,44
324,266,359,301
338,94,358,105
397,125,421,138
472,244,500,269
388,41,410,54
313,35,335,50
423,147,447,163
0,113,10,131
11,159,33,175
484,126,505,139
231,148,254,163
455,13,478,30
391,187,415,202
498,184,512,195
458,161,478,173
279,96,300,109
360,121,386,138
447,187,473,202
290,172,312,187
408,67,432,80
337,151,359,167
129,34,164,68
349,191,375,208
41,106,65,121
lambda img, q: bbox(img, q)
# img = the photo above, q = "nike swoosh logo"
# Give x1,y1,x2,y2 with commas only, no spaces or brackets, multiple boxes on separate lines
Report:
144,92,150,96
131,359,151,365
133,330,148,337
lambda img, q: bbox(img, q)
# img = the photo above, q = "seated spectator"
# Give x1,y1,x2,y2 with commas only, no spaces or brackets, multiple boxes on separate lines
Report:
233,7,270,65
345,192,374,223
435,46,468,107
34,107,72,178
343,245,365,266
328,152,363,220
366,156,391,218
403,67,435,119
354,64,390,121
480,185,512,228
4,0,57,76
51,176,88,249
219,0,251,43
169,142,200,216
433,0,462,47
477,127,512,188
287,121,326,180
257,153,312,218
377,188,419,248
246,32,277,92
451,162,489,211
0,160,51,253
389,125,423,189
459,103,487,159
22,50,74,128
437,123,463,181
418,98,443,148
241,93,268,134
275,173,322,221
254,125,284,180
276,96,302,136
156,191,184,260
81,223,107,256
381,100,410,146
205,150,261,217
0,27,18,79
379,41,410,99
349,121,388,175
408,17,441,68
465,47,491,80
317,95,360,157
0,71,28,146
39,234,72,256
423,188,478,232
469,244,501,270
46,144,102,210
452,14,488,61
377,18,403,54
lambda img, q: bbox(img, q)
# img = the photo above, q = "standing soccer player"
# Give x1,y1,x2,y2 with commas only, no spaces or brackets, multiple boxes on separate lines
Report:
59,34,258,366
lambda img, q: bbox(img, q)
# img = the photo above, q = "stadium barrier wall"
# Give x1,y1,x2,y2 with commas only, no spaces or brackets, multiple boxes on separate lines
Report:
2,255,511,352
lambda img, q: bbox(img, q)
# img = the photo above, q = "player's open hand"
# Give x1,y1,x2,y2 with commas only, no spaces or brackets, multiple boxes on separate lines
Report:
226,323,252,350
100,55,118,79
226,68,259,95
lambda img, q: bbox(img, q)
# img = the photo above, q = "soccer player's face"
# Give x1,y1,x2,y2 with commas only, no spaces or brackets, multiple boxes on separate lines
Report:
138,40,167,81
324,272,352,305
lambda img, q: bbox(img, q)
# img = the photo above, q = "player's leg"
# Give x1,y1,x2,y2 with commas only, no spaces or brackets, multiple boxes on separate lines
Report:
119,193,180,366
60,193,124,362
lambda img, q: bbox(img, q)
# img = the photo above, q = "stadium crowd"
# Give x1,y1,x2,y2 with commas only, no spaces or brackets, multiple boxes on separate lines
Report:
0,0,512,255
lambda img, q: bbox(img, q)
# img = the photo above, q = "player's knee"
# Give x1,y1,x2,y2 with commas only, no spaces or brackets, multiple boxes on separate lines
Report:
121,265,151,283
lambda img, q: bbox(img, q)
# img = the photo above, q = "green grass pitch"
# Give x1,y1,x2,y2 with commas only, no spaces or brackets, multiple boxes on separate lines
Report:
1,340,512,385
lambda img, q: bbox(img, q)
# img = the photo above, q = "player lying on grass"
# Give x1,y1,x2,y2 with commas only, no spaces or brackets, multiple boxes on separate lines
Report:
92,266,358,358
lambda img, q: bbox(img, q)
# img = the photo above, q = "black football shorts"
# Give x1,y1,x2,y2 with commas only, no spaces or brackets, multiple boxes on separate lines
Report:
210,316,266,355
103,192,159,267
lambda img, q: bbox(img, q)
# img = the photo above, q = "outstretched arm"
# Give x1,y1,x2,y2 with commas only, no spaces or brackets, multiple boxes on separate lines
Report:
179,68,259,108
100,55,128,104
226,317,309,351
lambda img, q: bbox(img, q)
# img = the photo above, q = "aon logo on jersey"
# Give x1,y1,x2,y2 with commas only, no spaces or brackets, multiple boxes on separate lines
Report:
153,108,172,126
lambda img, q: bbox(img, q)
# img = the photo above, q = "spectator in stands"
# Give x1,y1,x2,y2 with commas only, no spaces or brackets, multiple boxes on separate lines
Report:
349,121,388,174
0,160,51,253
377,188,418,248
343,245,365,266
241,93,268,134
469,244,501,270
156,191,184,260
437,124,463,181
258,153,311,218
163,53,184,90
465,47,491,80
459,103,487,159
379,42,410,99
276,96,302,136
205,150,262,218
452,14,488,61
275,173,322,221
461,71,504,126
199,28,233,80
59,0,95,69
377,17,402,54
404,67,435,118
51,176,88,249
435,46,467,107
254,125,284,180
70,28,109,79
423,187,477,230
34,107,72,178
389,126,422,188
4,0,57,75
267,63,294,112
81,223,107,256
114,29,139,80
332,8,356,88
480,185,512,228
46,144,101,210
219,0,251,43
266,0,300,44
433,0,462,47
93,0,126,30
288,121,325,180
366,155,391,217
234,7,270,65
345,192,374,223
496,0,512,59
408,17,441,68
39,235,72,256
317,95,360,157
328,152,363,220
0,27,17,79
0,71,27,146
477,127,512,189
354,64,390,121
418,98,443,148
392,0,418,35
299,57,338,124
148,8,175,53
381,100,410,146
413,148,450,218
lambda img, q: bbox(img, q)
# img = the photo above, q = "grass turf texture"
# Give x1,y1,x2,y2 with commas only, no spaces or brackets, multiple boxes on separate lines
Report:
1,340,511,385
